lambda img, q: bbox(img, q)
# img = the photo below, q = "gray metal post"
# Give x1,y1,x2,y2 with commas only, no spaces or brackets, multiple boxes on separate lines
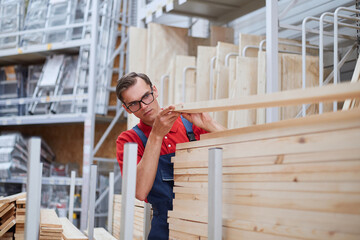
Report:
265,0,279,123
143,202,151,240
208,147,223,240
68,171,76,223
88,165,98,240
120,143,138,240
81,0,99,231
108,172,114,234
25,138,42,240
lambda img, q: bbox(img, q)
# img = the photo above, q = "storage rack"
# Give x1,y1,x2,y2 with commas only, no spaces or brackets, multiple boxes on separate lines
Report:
0,0,132,231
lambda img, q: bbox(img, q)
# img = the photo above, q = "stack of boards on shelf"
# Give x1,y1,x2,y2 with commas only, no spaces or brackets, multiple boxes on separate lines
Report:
14,198,25,240
169,82,360,239
0,192,25,239
113,194,150,240
40,209,63,240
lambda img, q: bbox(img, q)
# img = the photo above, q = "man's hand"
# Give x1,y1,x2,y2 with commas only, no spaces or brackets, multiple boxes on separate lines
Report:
151,105,181,138
181,112,226,133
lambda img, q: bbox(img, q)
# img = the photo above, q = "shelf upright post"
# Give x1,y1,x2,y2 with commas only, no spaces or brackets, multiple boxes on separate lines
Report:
68,170,76,223
208,147,223,240
80,0,99,231
265,0,279,123
88,165,98,240
108,172,114,234
120,143,138,240
25,138,43,240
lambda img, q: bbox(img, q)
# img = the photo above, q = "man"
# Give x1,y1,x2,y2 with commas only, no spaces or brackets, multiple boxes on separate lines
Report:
116,72,225,239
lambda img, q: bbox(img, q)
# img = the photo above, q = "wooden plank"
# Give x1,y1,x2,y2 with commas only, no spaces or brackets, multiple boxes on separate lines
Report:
173,55,196,104
201,107,360,141
174,148,360,169
175,128,360,162
227,57,237,128
281,53,319,120
127,26,148,130
60,217,87,240
0,203,8,213
0,193,26,204
238,33,265,57
0,220,15,237
210,26,234,46
40,209,62,228
174,171,360,183
195,46,216,101
0,216,15,231
173,188,360,214
233,56,258,128
93,228,116,240
0,204,14,218
174,81,360,113
187,37,210,56
174,181,360,193
171,199,360,235
214,42,239,127
169,229,205,240
15,198,26,205
256,50,266,124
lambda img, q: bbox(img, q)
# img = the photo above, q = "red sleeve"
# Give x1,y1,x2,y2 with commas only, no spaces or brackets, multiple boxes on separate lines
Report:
116,129,145,175
192,124,208,140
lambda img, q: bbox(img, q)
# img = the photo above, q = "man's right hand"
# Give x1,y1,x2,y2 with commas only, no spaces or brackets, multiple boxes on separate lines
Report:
151,105,180,138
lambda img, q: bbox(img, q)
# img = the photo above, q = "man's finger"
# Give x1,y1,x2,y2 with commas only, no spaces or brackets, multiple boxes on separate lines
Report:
160,105,175,116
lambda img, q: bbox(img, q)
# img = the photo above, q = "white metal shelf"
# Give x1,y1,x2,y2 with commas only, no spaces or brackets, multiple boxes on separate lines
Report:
0,113,87,126
0,176,83,185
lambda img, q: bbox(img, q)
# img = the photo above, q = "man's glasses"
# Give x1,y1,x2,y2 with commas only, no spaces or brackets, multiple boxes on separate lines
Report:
124,91,155,113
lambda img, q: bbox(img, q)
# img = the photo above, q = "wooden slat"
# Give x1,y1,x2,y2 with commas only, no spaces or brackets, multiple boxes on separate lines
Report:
0,216,15,230
0,204,14,218
60,217,87,240
174,81,360,113
0,220,15,237
171,199,360,234
174,181,360,193
93,228,116,240
173,55,196,104
0,193,26,204
174,171,360,183
210,26,234,46
196,46,216,101
201,108,360,141
40,209,62,229
343,54,360,110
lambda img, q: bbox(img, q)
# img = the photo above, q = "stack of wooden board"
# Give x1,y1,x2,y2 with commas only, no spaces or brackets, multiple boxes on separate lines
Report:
169,82,360,239
0,192,25,239
39,209,63,240
60,217,87,240
112,194,149,240
14,198,26,240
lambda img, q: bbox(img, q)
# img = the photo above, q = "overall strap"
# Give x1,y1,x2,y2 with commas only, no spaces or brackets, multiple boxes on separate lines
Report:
180,115,196,142
132,125,148,147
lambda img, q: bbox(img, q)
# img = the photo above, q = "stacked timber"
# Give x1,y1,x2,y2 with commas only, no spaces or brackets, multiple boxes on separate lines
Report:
60,217,87,240
169,91,360,239
112,194,149,240
0,192,26,239
14,198,25,240
39,209,63,240
93,228,116,240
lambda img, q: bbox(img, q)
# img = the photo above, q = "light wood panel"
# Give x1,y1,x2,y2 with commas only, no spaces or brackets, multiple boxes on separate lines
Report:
195,46,216,101
174,82,360,113
173,55,196,104
210,26,234,46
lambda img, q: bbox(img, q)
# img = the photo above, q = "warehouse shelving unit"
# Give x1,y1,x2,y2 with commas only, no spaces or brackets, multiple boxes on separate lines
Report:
0,0,132,231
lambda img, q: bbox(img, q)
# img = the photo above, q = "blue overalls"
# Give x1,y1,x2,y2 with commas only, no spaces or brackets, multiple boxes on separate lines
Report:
132,116,196,240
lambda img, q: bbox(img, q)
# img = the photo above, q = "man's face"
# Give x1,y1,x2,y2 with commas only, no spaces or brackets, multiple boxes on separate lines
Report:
121,77,160,125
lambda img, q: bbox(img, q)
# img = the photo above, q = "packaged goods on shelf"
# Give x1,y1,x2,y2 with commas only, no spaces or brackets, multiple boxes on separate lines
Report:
0,0,25,49
0,66,27,117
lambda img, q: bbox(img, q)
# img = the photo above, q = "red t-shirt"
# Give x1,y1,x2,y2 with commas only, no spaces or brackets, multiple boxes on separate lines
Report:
116,116,207,173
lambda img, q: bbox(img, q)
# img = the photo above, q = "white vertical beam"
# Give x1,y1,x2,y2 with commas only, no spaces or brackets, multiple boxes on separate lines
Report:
68,171,76,223
81,0,99,231
143,202,151,240
120,143,138,240
25,138,42,240
87,165,98,240
108,172,114,234
265,0,279,123
208,147,223,240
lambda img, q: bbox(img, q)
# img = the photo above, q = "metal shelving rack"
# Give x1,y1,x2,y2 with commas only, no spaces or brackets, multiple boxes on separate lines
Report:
0,0,132,231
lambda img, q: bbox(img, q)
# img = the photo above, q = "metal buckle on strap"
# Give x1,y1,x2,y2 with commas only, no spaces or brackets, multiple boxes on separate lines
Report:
187,132,196,142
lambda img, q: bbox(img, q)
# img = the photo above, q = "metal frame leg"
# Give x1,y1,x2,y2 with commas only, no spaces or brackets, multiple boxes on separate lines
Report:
120,143,138,240
208,147,223,240
25,138,43,240
108,172,114,234
68,171,76,223
143,202,151,240
88,165,98,240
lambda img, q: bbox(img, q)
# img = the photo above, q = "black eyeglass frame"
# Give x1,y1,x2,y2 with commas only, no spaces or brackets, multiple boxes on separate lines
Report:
123,90,155,113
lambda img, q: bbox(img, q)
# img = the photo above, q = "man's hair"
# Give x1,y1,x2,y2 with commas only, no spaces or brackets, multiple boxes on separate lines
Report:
116,72,153,102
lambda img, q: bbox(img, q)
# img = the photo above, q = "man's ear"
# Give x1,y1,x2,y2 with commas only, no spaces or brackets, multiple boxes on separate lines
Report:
122,104,132,114
153,85,159,98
